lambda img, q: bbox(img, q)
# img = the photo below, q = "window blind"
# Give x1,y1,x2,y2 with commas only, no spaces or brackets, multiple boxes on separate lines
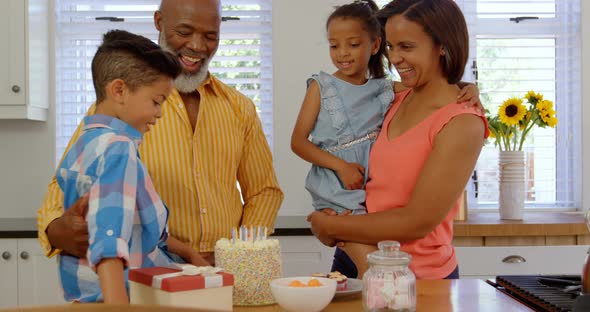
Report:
376,0,582,209
55,0,273,162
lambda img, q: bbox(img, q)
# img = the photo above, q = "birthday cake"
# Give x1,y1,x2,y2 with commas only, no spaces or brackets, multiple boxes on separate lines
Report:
214,228,282,306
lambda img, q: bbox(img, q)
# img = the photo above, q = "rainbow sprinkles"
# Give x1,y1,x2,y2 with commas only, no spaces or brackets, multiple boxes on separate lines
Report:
215,226,282,306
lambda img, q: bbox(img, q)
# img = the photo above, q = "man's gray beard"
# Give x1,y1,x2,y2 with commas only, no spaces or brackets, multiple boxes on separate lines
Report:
158,31,210,94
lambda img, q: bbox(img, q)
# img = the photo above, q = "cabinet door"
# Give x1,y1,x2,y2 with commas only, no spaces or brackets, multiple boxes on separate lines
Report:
0,239,18,307
17,239,65,306
456,245,588,277
276,236,335,277
0,0,26,105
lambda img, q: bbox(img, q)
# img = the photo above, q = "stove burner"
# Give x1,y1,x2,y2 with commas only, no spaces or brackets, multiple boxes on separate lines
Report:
496,275,581,312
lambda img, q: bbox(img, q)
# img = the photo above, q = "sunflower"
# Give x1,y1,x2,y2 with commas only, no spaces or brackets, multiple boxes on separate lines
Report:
546,116,558,128
525,91,543,103
540,108,557,124
498,97,526,126
536,99,554,113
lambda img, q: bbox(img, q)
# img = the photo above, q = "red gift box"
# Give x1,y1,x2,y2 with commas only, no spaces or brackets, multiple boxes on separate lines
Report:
129,267,234,292
129,267,234,311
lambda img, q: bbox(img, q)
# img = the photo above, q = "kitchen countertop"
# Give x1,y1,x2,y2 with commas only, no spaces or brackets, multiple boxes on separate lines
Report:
454,211,588,237
236,279,532,312
0,217,313,239
0,218,37,238
1,212,587,239
0,279,533,312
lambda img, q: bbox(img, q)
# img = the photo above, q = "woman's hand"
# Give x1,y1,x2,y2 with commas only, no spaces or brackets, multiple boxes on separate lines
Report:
457,83,484,114
307,211,337,247
335,162,365,190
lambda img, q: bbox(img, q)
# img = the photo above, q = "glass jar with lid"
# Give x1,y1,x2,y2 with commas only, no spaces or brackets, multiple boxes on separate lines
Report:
362,241,416,312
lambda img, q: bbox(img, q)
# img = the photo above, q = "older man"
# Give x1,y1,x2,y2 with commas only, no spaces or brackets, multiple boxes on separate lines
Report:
38,0,283,265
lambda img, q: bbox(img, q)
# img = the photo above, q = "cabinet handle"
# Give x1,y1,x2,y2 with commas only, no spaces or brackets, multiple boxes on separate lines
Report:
11,85,20,93
502,255,526,263
1,251,10,260
20,251,29,260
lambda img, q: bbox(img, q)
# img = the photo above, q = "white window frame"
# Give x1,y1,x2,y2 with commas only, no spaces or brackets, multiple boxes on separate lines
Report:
458,0,582,211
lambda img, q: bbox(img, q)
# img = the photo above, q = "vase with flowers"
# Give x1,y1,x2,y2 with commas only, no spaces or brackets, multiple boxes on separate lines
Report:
486,91,558,219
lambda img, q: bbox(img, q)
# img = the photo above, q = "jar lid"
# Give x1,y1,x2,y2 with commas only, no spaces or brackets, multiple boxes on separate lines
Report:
367,241,411,266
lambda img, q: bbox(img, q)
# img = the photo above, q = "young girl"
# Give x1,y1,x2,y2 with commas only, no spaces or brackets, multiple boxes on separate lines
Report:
291,0,479,278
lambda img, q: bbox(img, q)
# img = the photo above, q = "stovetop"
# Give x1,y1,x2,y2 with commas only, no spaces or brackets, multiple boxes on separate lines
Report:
494,275,582,312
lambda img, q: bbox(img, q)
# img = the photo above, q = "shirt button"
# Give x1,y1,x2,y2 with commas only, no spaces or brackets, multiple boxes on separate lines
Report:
196,172,200,178
201,208,207,214
106,230,114,236
200,243,207,250
178,103,183,109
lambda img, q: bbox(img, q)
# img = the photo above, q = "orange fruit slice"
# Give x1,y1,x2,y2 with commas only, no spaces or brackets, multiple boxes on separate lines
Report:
288,280,306,287
307,279,323,287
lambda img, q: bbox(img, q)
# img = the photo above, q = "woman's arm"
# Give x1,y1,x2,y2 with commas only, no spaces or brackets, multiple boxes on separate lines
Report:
97,258,128,304
309,114,485,244
291,80,364,190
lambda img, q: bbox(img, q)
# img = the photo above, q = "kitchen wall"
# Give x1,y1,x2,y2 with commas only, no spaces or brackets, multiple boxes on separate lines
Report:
0,1,56,218
0,0,588,218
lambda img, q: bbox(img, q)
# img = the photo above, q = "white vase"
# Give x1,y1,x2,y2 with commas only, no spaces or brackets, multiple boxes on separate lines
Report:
498,151,526,220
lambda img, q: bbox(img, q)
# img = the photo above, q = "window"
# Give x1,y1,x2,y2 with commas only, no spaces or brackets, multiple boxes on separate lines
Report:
55,0,273,162
376,0,582,210
459,0,582,210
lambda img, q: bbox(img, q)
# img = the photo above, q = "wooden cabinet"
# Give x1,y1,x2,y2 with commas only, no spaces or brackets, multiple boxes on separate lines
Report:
0,239,65,308
0,0,49,120
453,212,590,279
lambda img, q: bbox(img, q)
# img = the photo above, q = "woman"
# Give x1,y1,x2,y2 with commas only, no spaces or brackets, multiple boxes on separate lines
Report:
307,0,489,280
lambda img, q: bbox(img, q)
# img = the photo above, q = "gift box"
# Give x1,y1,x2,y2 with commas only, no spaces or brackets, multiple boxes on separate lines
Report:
129,266,234,311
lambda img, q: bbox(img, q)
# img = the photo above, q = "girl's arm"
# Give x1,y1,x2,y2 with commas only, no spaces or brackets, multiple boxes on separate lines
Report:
291,80,364,190
97,258,128,304
166,236,210,266
309,114,485,244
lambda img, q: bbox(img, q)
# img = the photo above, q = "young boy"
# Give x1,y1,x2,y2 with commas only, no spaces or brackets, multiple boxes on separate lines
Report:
56,29,207,304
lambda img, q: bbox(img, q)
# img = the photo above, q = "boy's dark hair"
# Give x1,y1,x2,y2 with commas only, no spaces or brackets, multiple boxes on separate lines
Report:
377,0,469,84
327,0,388,79
91,29,182,103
